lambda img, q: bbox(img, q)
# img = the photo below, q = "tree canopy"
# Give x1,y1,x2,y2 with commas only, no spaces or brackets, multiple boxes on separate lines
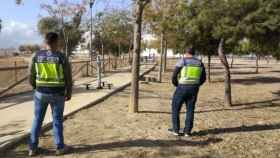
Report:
91,10,133,56
37,0,86,57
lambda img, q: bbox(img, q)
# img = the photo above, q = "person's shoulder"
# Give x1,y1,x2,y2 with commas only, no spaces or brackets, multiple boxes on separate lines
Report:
192,56,200,61
36,49,48,55
32,50,46,58
58,51,66,56
192,57,203,63
175,58,184,67
56,52,68,64
55,51,66,59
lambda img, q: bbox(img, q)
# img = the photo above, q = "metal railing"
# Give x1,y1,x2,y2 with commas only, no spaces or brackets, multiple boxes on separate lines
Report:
0,56,131,98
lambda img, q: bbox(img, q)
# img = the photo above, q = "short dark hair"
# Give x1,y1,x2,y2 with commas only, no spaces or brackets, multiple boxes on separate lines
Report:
45,32,59,45
186,47,196,55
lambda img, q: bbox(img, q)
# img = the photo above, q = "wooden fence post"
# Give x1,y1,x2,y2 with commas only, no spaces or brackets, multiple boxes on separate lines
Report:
86,61,89,77
14,61,18,82
108,56,111,71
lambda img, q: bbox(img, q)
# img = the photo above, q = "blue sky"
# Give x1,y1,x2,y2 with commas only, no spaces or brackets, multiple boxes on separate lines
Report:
0,0,132,48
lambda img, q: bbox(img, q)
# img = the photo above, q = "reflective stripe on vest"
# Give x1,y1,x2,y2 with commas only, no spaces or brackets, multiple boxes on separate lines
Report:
35,62,65,87
178,65,202,85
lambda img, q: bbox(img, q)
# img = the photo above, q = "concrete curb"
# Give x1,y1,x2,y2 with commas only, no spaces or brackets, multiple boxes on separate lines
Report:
0,64,156,153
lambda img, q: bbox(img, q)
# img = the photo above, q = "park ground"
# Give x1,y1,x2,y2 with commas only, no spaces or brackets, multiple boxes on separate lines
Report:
2,58,280,158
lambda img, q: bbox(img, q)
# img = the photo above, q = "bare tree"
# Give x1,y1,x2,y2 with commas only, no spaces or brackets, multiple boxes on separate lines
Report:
207,53,211,82
129,0,150,113
162,38,168,72
157,32,164,82
218,39,232,106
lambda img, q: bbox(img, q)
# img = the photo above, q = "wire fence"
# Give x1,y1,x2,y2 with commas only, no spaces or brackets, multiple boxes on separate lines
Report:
0,55,132,98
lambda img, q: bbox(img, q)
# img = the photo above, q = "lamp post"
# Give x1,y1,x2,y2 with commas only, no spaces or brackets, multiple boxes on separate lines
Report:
89,0,102,89
89,0,95,75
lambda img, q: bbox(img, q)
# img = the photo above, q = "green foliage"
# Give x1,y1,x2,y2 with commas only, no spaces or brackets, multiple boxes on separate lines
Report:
38,17,60,35
242,0,280,56
37,0,86,56
18,44,41,53
144,0,280,58
91,10,133,56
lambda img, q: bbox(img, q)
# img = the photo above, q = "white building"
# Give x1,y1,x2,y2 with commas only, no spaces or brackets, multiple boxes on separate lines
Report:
73,32,180,58
141,34,180,58
73,31,90,56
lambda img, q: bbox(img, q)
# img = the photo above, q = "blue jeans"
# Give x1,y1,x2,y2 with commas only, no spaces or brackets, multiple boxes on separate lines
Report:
29,91,65,150
171,85,199,133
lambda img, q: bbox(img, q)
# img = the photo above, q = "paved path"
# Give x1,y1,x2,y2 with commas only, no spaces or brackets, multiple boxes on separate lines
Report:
0,64,155,150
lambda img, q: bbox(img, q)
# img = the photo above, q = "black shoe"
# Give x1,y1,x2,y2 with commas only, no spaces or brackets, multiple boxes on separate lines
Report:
168,128,179,136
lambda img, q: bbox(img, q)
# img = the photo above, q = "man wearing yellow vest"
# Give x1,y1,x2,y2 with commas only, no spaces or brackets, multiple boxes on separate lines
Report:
28,32,72,156
168,47,206,136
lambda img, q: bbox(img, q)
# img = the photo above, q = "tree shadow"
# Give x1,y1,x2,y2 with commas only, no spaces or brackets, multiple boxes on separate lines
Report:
0,92,33,110
114,89,172,100
2,147,54,158
106,69,131,73
193,123,280,136
0,130,24,138
211,66,271,70
210,71,259,76
231,76,280,85
270,70,280,73
231,66,271,69
231,71,259,75
139,99,279,115
213,76,280,85
0,120,26,131
2,138,222,158
69,138,223,154
162,68,175,73
233,99,274,106
272,91,280,97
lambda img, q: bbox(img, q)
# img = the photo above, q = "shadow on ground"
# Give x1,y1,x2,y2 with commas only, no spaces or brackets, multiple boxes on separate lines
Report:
212,76,280,85
0,92,33,110
139,99,279,116
69,138,222,155
193,123,280,136
2,138,222,158
211,66,271,70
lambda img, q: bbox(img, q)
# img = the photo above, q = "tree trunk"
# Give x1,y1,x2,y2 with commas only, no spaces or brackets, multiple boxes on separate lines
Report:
163,39,168,72
108,55,111,71
118,42,121,57
256,55,259,74
113,56,117,69
101,42,105,73
207,54,211,82
157,31,164,82
129,1,147,113
218,39,232,106
230,55,234,68
266,56,269,64
128,37,133,65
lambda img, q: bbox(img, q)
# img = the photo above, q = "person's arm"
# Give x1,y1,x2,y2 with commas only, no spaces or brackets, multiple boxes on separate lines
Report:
64,56,73,101
200,63,206,86
172,66,182,87
28,53,36,89
171,59,184,87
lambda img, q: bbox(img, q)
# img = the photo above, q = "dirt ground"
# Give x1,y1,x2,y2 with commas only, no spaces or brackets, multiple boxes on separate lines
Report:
2,58,280,158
